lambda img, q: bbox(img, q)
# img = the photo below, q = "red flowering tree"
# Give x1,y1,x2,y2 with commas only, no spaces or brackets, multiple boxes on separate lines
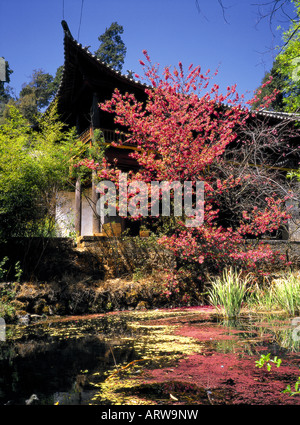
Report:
78,52,294,283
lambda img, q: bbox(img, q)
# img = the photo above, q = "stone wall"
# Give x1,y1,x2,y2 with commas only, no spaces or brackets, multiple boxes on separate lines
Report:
76,235,176,278
77,236,300,274
1,236,299,283
259,240,300,267
0,236,175,282
78,236,300,272
0,237,105,281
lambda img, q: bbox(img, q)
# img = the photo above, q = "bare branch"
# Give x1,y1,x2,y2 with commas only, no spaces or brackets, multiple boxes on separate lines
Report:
195,0,229,23
209,114,300,233
195,0,209,21
218,0,230,24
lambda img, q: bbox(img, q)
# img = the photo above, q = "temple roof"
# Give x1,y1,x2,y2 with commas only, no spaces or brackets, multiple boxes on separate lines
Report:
54,21,300,130
254,108,300,122
54,21,148,129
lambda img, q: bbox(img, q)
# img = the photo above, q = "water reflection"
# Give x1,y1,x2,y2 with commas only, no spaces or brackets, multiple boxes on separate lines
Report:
0,315,140,405
212,313,300,356
0,310,300,405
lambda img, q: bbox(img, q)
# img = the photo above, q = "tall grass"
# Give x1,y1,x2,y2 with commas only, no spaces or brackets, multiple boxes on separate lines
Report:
208,268,250,319
246,282,276,312
272,272,300,316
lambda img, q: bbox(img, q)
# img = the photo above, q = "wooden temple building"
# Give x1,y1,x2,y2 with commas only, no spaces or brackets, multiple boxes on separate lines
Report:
54,21,149,237
54,21,300,240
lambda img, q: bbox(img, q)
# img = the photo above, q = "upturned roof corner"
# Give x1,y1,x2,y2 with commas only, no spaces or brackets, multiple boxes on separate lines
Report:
61,20,73,39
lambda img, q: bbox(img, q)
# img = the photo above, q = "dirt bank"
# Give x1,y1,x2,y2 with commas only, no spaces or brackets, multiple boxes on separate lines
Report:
0,271,204,324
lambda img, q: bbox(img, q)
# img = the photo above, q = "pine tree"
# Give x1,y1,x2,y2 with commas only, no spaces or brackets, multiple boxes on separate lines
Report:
95,22,126,72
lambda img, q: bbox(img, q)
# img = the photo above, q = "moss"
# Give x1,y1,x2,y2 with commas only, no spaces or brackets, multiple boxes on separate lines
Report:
88,311,204,405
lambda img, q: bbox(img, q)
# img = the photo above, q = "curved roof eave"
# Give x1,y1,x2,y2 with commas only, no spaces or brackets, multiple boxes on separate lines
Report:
253,108,300,122
52,20,150,109
49,21,300,126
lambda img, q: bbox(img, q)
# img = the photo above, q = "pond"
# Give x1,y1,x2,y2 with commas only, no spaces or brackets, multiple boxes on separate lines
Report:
1,306,300,405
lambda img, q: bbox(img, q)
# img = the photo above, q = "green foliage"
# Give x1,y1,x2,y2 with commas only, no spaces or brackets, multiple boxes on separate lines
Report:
0,104,79,239
0,301,16,322
255,353,300,396
0,257,8,281
1,65,63,125
255,353,282,371
272,271,300,316
52,65,64,94
70,128,107,184
14,261,22,283
208,268,250,318
0,255,22,284
0,256,22,321
287,168,300,182
19,69,56,109
283,376,300,396
132,267,145,282
91,129,107,160
245,272,300,315
95,22,127,72
252,60,286,111
253,0,300,113
0,278,17,322
246,282,276,311
276,0,300,112
15,69,57,124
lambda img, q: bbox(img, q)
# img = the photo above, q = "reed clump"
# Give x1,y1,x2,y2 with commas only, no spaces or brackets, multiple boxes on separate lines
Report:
272,271,300,316
208,267,250,319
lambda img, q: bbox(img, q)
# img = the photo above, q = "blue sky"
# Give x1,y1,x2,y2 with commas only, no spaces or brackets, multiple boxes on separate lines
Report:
0,0,295,101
